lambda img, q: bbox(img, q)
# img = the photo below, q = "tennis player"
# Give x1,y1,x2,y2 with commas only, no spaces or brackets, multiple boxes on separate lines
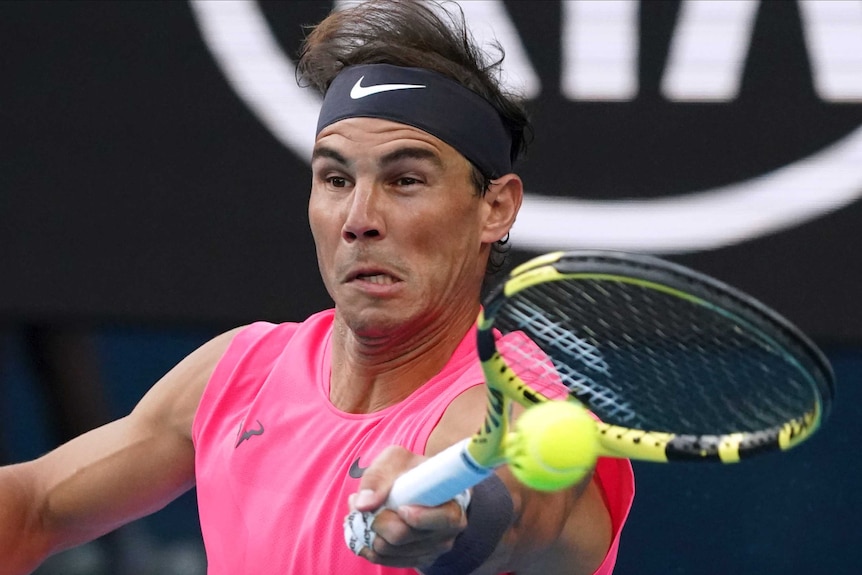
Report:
0,1,633,573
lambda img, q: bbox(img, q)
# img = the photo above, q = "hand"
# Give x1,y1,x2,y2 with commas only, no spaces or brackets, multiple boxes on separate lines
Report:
345,445,469,569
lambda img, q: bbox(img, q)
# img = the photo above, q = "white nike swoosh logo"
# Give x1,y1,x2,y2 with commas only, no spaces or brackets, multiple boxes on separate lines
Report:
349,76,426,99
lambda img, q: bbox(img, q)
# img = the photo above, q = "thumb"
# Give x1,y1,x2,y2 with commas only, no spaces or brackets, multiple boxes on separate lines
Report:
350,488,383,512
352,445,421,512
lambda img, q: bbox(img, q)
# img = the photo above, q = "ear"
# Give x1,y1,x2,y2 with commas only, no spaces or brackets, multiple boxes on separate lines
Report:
480,173,524,245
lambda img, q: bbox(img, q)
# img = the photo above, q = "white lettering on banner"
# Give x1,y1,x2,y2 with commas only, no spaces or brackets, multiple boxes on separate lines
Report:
661,0,760,101
662,0,862,102
798,0,862,102
189,0,862,254
561,0,640,100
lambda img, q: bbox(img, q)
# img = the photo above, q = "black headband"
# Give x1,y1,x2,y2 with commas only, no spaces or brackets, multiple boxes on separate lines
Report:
316,64,513,178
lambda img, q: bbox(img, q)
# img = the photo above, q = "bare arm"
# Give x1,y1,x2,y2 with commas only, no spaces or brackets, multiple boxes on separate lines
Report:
354,385,612,575
437,388,612,575
0,327,242,575
479,470,611,575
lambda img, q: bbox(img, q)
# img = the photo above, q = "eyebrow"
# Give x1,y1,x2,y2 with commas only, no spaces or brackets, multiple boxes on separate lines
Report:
378,146,444,170
311,145,349,166
310,145,444,170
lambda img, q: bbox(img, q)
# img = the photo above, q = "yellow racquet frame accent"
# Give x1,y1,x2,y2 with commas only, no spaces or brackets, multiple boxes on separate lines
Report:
473,252,831,465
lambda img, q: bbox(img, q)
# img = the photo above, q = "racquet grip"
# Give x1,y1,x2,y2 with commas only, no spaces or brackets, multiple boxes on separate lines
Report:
387,438,494,508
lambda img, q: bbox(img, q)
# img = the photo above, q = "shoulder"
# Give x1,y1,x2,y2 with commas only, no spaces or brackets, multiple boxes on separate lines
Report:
424,385,487,456
134,315,326,441
210,311,336,370
131,325,250,440
210,312,335,375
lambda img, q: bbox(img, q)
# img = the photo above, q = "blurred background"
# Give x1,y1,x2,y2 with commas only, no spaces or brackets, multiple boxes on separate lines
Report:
2,1,860,573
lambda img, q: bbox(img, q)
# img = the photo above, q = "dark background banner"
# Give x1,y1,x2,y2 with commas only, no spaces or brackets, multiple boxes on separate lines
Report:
2,0,862,342
2,2,861,574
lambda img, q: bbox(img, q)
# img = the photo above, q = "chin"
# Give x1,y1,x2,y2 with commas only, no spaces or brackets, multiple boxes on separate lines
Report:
338,307,400,337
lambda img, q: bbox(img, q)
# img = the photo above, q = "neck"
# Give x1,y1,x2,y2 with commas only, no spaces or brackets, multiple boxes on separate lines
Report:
328,302,479,413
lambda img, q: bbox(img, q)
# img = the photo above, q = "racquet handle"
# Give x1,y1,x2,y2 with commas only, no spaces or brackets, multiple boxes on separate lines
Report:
386,438,493,508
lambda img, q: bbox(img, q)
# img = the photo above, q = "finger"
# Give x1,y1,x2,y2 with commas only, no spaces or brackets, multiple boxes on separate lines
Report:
367,526,457,561
358,545,440,569
344,503,456,557
365,500,466,557
349,489,381,512
355,446,423,511
394,499,467,534
359,532,454,568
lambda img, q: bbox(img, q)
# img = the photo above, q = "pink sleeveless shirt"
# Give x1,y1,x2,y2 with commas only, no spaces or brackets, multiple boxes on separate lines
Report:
193,310,634,574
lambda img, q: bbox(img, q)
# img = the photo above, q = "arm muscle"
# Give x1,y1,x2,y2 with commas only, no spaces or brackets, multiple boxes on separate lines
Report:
0,327,242,574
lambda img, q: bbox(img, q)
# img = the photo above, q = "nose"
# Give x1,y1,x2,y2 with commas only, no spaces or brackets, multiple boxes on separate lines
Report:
342,182,384,242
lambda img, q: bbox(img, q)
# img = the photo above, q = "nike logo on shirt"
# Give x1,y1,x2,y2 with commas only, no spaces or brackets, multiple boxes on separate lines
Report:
348,457,368,478
349,76,426,99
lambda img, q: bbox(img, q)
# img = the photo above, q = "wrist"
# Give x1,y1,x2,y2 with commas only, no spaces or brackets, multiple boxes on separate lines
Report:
422,474,514,575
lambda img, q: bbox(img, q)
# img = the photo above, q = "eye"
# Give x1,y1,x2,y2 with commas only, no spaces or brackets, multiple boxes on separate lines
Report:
327,176,349,188
394,176,421,187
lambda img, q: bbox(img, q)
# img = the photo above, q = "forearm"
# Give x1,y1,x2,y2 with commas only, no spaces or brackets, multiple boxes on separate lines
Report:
0,463,53,575
472,472,611,575
35,417,195,543
0,330,226,575
0,417,196,574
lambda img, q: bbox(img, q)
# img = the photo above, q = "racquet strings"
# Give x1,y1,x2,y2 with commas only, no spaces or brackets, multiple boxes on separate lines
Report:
490,275,825,436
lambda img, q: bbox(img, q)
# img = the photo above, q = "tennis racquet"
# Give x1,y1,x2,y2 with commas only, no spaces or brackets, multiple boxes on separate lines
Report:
386,250,835,508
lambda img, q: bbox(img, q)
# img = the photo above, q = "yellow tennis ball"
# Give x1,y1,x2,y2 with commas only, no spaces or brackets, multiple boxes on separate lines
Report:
508,401,599,492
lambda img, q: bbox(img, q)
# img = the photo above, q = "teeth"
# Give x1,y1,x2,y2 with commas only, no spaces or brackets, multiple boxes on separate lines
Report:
360,274,395,285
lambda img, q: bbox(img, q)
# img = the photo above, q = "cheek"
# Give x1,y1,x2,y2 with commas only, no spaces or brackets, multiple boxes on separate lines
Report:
308,196,337,269
308,192,337,244
308,210,339,299
410,207,482,266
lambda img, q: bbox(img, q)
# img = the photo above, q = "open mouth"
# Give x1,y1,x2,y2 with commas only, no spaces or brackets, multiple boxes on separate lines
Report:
353,272,399,286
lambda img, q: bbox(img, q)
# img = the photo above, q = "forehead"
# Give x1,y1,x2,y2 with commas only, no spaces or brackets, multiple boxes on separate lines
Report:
313,117,464,163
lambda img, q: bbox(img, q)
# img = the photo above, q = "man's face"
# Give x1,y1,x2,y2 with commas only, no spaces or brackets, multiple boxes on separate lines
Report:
309,117,491,338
